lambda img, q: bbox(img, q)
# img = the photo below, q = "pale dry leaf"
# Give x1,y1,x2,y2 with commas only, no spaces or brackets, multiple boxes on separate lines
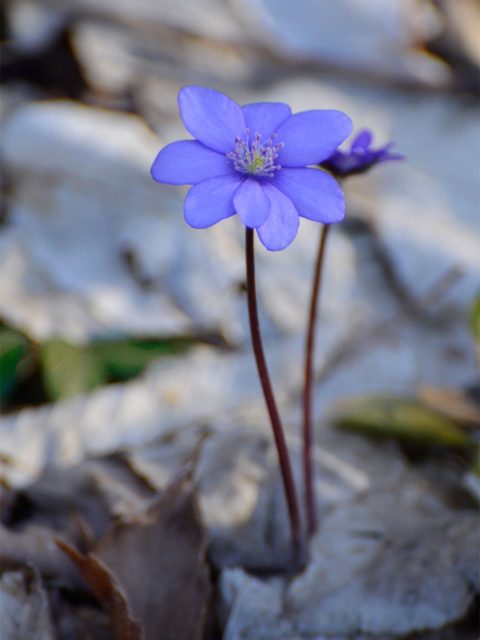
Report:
1,456,156,541
0,523,81,589
220,484,479,638
0,565,55,640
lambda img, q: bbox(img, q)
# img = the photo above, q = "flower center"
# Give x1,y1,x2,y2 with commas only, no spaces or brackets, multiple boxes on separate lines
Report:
227,130,283,178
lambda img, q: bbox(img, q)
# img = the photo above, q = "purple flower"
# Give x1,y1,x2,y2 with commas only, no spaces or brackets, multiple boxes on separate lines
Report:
151,86,352,251
322,129,403,178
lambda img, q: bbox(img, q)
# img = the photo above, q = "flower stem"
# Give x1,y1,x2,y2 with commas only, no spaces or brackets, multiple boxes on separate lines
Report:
245,228,303,565
303,223,330,536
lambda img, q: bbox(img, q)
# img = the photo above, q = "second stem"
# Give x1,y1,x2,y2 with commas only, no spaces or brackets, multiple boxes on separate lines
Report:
303,223,330,535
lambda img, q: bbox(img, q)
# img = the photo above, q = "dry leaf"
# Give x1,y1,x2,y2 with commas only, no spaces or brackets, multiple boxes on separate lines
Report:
0,523,81,589
0,565,55,640
1,456,156,542
220,488,479,638
57,540,143,640
59,476,211,640
417,385,480,428
96,477,211,640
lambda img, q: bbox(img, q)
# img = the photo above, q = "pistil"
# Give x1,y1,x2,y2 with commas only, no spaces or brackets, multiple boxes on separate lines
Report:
227,130,283,178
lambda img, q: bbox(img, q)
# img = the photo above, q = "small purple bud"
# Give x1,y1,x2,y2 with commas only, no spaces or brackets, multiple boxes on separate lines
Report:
322,128,404,178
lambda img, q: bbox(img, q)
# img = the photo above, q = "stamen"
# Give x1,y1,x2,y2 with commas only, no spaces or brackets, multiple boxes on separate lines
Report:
227,130,283,178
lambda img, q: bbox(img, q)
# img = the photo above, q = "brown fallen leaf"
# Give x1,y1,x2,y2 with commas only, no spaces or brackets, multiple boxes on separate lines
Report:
417,385,480,428
49,597,114,640
58,475,211,640
56,540,143,640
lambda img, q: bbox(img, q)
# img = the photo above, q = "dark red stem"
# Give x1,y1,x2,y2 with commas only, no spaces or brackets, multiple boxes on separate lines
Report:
303,223,330,535
245,228,303,564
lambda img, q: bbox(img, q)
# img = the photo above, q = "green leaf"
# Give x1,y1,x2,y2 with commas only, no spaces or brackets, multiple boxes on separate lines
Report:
40,340,106,401
471,448,480,477
333,394,474,448
40,337,192,400
470,294,480,342
0,328,30,402
94,338,191,381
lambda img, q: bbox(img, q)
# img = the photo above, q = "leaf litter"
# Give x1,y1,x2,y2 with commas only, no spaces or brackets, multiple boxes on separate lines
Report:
1,416,478,639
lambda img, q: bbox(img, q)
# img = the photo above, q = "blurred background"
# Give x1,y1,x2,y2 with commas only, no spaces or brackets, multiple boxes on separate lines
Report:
0,1,479,638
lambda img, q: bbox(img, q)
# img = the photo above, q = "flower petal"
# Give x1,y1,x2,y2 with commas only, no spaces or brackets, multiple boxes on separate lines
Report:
273,168,345,223
242,102,291,140
178,86,246,153
151,140,235,185
257,184,299,251
233,178,270,228
184,174,244,228
351,129,373,151
275,110,353,166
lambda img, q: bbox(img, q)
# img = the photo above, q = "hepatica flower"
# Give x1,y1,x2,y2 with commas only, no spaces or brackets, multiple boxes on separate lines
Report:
151,86,352,250
322,129,403,178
